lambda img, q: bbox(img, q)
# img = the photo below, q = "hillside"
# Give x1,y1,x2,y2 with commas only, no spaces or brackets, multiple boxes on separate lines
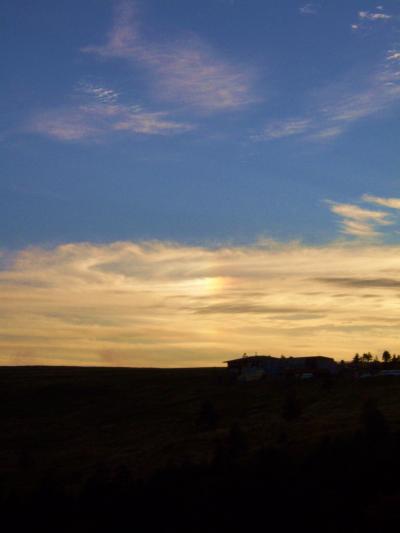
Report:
1,365,400,491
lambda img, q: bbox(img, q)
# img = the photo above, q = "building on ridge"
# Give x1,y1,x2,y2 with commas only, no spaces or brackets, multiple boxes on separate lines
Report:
225,354,338,381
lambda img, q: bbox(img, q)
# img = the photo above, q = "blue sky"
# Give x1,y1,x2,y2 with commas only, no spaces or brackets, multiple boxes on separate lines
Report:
2,0,400,247
2,1,400,366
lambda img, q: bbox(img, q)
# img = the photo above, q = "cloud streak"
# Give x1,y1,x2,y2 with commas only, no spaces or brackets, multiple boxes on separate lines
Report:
83,1,256,113
252,119,311,141
299,4,319,16
254,59,400,142
2,238,400,366
254,3,400,143
352,8,392,31
28,83,193,141
358,10,391,21
387,51,400,61
328,199,394,238
362,194,400,210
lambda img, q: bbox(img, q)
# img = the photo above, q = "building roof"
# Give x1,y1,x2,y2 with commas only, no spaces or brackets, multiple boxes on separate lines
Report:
224,355,273,364
225,355,335,364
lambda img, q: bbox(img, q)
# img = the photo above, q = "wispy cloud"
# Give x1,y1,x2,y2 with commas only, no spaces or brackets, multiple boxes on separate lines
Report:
3,237,400,365
112,110,192,134
30,110,98,141
358,10,391,21
328,198,394,238
387,50,400,61
299,3,319,16
317,276,400,289
254,3,400,144
77,83,120,103
362,194,400,210
321,69,400,124
83,1,256,113
252,119,311,141
254,56,400,143
351,8,392,31
307,126,344,141
28,83,193,141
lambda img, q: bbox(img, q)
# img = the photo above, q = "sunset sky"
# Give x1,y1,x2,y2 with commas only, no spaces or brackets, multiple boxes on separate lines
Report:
1,0,400,366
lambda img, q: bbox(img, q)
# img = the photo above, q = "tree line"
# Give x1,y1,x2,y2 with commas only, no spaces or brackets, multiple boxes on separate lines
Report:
351,350,399,365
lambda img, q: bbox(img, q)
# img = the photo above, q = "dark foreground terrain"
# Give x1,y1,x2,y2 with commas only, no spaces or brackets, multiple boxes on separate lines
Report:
1,366,400,531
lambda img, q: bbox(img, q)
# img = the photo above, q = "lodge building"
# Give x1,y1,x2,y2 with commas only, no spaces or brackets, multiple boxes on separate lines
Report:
225,354,338,381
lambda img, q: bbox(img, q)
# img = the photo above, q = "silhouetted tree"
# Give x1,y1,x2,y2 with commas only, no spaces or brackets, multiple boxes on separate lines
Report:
353,354,361,365
362,352,373,364
382,350,391,364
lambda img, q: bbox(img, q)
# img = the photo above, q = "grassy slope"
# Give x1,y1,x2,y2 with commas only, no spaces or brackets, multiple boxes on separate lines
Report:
0,366,399,491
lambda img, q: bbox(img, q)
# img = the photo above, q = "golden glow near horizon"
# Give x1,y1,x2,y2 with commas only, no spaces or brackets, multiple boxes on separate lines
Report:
1,239,400,366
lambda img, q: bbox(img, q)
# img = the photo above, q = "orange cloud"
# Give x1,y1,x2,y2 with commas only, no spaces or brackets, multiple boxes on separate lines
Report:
1,240,400,366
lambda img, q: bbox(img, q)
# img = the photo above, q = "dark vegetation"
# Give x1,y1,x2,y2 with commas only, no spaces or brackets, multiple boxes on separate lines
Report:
1,365,400,531
350,350,400,370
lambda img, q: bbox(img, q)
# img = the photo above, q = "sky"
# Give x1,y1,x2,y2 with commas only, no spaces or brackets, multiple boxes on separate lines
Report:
1,0,400,366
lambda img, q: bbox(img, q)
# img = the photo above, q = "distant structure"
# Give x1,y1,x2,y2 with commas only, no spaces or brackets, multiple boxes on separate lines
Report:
225,355,338,381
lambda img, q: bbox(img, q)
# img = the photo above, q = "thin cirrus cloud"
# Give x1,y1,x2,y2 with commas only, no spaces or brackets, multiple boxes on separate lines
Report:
362,194,400,210
351,7,392,30
82,0,256,113
254,5,400,143
253,119,344,143
299,3,319,16
251,119,311,141
254,56,400,143
308,126,344,141
327,194,400,238
28,83,193,141
316,66,400,127
3,237,400,366
358,10,391,21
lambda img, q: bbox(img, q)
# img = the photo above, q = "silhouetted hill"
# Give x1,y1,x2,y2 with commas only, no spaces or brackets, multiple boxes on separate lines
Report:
2,366,400,531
